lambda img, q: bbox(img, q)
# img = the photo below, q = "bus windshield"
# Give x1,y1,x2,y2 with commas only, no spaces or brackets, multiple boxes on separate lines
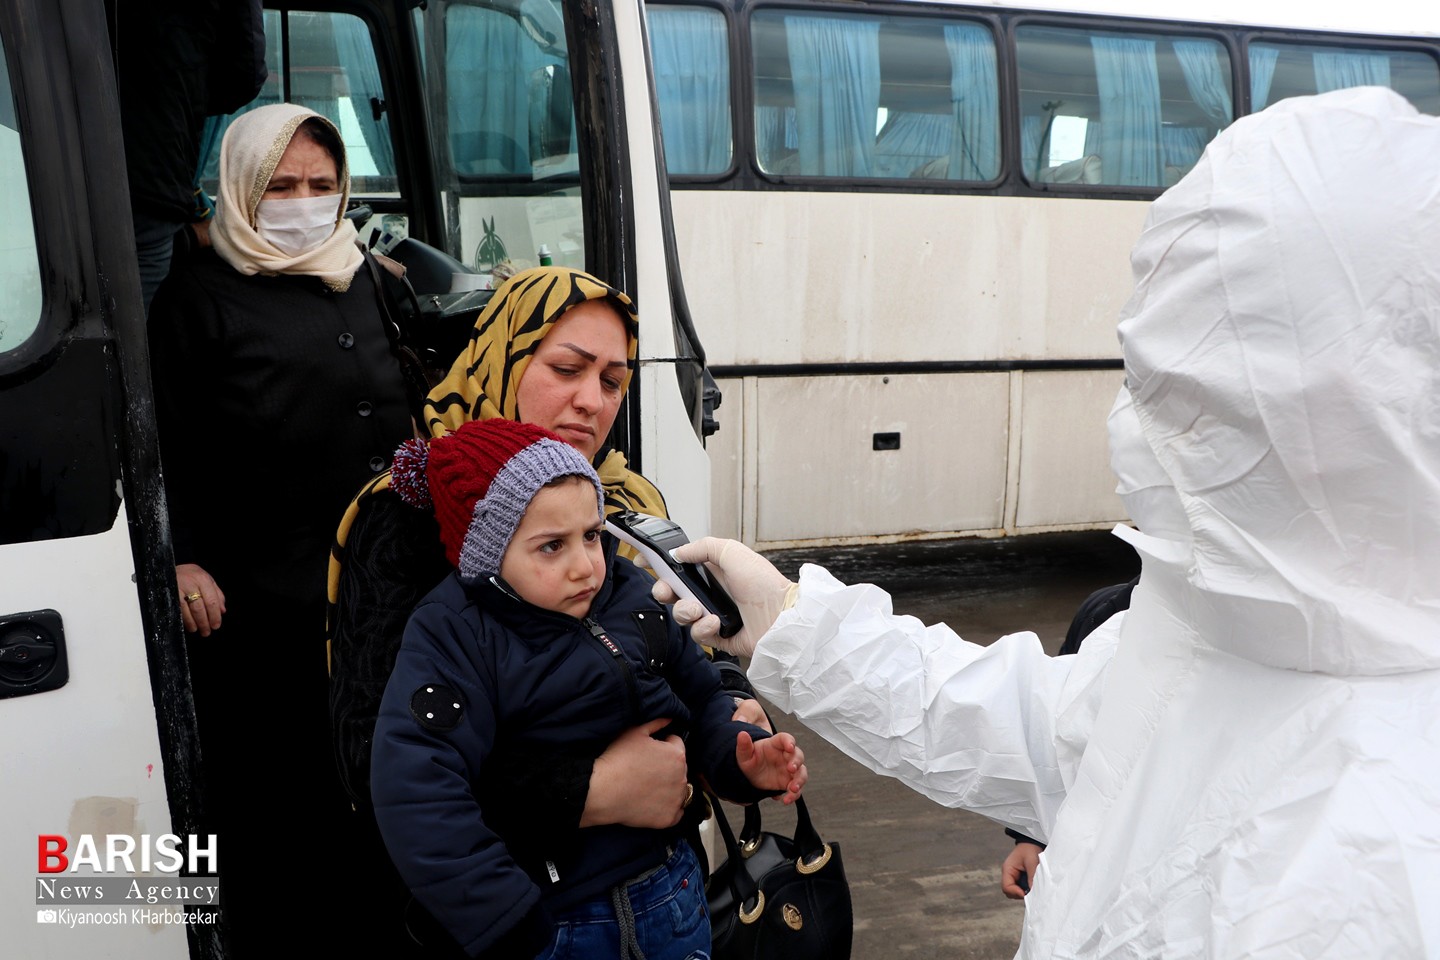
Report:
195,0,585,278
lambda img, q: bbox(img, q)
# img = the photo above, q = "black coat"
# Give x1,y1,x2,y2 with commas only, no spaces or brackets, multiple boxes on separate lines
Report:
117,0,268,222
372,548,773,958
148,249,412,608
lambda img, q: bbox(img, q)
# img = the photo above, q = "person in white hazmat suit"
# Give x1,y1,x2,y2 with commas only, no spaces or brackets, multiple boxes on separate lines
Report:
656,86,1440,958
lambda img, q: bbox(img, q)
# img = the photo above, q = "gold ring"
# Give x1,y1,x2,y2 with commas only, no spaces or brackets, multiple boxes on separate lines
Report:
683,783,695,807
185,593,203,603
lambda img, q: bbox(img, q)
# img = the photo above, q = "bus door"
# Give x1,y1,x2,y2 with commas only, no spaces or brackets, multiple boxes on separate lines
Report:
207,0,714,533
0,0,206,956
414,0,716,532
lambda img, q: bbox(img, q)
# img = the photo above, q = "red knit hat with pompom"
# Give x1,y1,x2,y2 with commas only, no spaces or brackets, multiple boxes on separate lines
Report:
391,419,602,579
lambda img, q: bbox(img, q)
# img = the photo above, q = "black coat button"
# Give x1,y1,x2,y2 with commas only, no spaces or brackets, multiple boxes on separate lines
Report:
357,401,373,417
369,456,386,472
338,332,355,349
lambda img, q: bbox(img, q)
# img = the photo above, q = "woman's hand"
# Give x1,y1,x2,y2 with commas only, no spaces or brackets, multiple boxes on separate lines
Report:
176,563,226,636
582,718,690,829
1001,842,1044,900
736,730,806,804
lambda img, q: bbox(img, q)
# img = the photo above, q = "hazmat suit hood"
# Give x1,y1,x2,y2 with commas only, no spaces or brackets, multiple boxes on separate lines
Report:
1113,85,1440,676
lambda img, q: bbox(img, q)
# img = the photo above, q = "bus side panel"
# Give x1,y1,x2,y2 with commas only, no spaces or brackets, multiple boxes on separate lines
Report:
0,507,187,955
709,369,1128,544
674,191,1144,366
709,372,1013,546
1012,369,1129,531
677,190,1147,543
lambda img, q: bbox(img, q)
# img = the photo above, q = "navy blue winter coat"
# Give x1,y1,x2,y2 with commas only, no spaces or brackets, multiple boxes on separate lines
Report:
371,543,773,958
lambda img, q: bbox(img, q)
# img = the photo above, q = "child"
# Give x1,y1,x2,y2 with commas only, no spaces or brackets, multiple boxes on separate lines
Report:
371,418,806,959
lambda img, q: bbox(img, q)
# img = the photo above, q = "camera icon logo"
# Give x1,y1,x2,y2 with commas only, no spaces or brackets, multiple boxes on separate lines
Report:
36,908,58,923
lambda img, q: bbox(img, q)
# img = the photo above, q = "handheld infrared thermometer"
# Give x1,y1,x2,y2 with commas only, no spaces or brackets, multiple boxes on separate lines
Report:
605,511,743,638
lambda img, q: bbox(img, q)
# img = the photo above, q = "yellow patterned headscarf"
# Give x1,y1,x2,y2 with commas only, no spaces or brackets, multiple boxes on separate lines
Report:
326,267,667,663
424,267,633,429
419,266,666,518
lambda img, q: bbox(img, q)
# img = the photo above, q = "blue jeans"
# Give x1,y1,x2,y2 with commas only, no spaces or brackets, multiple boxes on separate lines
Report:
132,213,180,313
536,842,711,960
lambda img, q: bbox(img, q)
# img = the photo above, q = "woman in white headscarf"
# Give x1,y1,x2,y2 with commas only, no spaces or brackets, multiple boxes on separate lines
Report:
147,103,413,950
657,86,1440,959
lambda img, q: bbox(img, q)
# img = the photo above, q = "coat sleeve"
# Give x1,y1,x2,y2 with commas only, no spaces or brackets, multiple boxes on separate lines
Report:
147,269,224,568
205,0,269,115
370,603,550,959
746,564,1121,843
662,612,774,805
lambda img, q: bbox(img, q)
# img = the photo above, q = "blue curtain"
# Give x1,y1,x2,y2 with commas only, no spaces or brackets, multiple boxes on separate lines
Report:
1090,35,1162,186
197,116,229,187
1174,40,1232,130
944,23,999,180
650,8,732,175
785,14,880,177
447,7,538,176
1161,126,1207,168
874,112,951,178
1313,50,1392,92
1250,46,1279,110
755,105,798,171
1022,114,1042,173
334,15,396,175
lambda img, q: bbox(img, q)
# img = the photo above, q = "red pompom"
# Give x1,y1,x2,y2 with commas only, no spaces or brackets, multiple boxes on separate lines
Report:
390,437,433,509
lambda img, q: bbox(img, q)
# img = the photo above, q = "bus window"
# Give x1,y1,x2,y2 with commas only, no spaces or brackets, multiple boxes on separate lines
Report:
1250,41,1440,114
1016,25,1233,189
438,0,585,274
446,3,572,179
198,10,399,200
749,9,1000,181
0,39,41,354
650,5,733,176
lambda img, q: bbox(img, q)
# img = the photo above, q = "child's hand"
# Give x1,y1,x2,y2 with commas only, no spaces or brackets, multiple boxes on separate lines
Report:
1001,842,1044,900
736,731,807,804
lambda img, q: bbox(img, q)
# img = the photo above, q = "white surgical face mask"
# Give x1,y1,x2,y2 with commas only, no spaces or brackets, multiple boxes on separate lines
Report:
255,195,342,256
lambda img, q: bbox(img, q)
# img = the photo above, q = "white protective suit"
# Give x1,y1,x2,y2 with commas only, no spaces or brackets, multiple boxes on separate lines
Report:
748,87,1440,959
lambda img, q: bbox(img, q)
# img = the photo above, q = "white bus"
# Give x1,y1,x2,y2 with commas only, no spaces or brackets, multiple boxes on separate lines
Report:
0,0,710,955
643,0,1440,547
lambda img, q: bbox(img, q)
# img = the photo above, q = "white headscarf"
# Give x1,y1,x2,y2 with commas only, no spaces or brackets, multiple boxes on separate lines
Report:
210,103,363,292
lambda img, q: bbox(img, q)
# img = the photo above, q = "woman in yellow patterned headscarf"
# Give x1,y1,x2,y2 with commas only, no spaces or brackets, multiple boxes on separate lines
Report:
327,266,668,799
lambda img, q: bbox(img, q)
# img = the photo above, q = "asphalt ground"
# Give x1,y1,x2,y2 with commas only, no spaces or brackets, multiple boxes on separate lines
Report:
715,529,1141,960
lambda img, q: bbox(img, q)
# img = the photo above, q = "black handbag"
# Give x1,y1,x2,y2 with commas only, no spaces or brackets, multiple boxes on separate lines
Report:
706,792,853,959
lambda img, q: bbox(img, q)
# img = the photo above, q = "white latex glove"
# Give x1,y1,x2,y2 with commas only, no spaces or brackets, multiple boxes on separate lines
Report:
650,537,797,657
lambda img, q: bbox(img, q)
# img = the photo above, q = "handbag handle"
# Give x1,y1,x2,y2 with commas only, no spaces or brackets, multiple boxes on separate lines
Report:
708,789,765,922
739,795,831,870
